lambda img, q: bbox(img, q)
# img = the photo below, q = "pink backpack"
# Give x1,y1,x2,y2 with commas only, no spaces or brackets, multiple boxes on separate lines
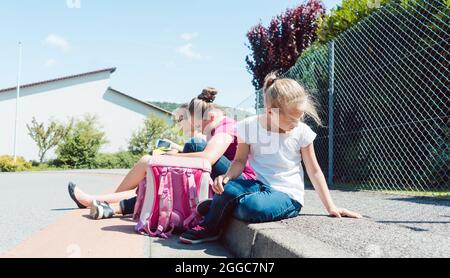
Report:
133,155,213,239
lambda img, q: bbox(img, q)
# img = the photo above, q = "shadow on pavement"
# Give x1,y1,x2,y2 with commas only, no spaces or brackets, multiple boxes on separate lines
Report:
299,213,372,219
377,220,450,224
151,236,230,257
101,225,136,235
82,216,137,235
387,196,450,207
98,218,231,257
298,213,330,217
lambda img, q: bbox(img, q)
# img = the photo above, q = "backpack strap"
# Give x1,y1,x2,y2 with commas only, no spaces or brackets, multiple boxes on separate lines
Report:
148,168,174,239
183,169,200,229
183,211,202,230
187,169,198,209
208,177,214,197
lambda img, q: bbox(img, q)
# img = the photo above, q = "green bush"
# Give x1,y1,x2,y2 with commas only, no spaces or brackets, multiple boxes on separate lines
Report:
317,0,392,43
93,152,141,169
0,155,32,172
56,114,108,169
160,125,185,147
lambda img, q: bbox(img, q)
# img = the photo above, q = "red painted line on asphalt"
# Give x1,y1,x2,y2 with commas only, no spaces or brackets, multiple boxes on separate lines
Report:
1,209,145,258
1,175,146,258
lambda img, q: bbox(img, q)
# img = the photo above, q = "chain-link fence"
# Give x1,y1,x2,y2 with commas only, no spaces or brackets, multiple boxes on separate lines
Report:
259,0,449,192
226,93,258,122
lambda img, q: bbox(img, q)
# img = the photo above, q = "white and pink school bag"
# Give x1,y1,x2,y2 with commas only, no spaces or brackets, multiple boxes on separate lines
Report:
133,155,213,239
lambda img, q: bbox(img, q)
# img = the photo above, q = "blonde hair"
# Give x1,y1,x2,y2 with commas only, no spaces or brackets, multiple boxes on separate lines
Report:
263,72,322,126
188,87,220,119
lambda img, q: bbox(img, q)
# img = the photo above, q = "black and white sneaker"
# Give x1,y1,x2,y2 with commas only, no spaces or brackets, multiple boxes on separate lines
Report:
196,199,213,217
179,225,221,244
90,200,114,220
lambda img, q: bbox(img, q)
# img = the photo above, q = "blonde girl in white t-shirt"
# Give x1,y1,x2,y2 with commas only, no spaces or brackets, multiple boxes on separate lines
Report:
180,73,361,245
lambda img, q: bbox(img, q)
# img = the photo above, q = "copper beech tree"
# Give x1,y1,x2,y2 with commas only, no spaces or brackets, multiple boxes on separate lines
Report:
246,0,325,99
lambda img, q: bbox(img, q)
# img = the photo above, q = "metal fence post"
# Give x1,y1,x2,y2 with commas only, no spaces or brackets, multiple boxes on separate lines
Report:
327,41,335,188
255,89,263,114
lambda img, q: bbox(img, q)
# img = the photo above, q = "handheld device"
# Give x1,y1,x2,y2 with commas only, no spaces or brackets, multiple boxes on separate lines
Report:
156,139,172,149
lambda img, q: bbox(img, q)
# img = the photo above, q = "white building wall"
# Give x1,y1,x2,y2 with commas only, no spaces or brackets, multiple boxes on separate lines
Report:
101,88,173,153
0,71,172,161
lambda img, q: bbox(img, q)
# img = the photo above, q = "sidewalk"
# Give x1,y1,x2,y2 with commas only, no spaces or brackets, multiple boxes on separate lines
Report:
0,170,230,258
1,170,448,258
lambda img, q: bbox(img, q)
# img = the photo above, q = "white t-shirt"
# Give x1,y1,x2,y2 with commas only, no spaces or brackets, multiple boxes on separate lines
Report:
236,115,317,205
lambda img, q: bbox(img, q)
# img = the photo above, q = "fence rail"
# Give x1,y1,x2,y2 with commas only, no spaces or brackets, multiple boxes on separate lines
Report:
258,0,449,192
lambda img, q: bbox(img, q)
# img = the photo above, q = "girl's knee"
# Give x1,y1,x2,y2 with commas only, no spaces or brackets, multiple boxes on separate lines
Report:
215,180,248,202
187,137,207,145
221,182,244,199
234,199,266,223
183,139,207,153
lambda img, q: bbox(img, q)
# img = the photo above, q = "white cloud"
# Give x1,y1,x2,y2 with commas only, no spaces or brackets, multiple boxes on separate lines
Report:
181,32,198,41
45,34,70,52
176,43,202,60
66,0,81,9
44,59,57,67
177,32,202,60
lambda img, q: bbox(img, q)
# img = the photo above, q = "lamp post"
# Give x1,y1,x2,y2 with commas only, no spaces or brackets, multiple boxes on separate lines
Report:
13,42,22,163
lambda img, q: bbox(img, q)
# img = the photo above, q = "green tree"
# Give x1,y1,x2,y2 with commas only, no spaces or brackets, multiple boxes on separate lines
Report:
149,101,183,112
128,114,184,155
93,152,142,169
316,0,392,43
246,0,325,93
56,115,108,169
27,117,73,163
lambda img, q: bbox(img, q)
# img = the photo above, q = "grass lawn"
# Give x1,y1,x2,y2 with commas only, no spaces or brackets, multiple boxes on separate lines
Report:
330,183,450,199
30,164,70,172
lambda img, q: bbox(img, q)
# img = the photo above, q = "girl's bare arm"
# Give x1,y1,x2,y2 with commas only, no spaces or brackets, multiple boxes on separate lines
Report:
168,133,233,165
301,143,362,219
213,142,250,194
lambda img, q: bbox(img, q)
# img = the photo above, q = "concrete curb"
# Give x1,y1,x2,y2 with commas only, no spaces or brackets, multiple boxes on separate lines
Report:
221,219,357,258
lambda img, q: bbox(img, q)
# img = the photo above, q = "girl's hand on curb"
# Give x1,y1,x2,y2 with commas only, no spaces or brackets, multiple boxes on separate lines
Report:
328,207,362,219
213,175,230,195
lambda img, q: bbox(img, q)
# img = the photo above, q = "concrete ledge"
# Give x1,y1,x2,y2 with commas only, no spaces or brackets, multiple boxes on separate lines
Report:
221,219,356,258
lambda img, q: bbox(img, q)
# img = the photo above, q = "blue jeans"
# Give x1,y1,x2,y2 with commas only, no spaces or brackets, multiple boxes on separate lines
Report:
183,138,244,181
203,179,302,233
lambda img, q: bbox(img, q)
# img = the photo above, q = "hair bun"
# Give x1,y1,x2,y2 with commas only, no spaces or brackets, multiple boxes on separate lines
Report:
198,87,218,103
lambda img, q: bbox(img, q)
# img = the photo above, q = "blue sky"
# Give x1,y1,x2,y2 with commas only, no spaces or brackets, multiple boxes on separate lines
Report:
0,0,341,109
